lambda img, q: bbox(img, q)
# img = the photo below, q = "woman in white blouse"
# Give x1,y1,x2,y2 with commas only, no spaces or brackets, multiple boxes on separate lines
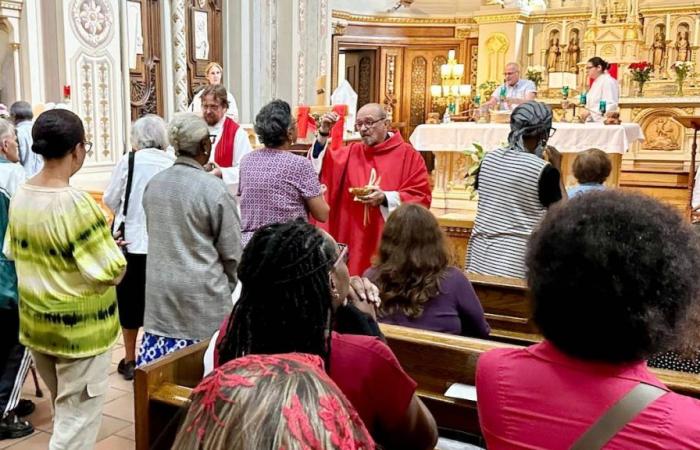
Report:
103,115,175,380
581,56,619,123
188,62,240,122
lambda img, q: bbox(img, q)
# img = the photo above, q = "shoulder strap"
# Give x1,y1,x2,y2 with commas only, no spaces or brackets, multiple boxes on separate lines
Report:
570,383,666,450
121,151,136,219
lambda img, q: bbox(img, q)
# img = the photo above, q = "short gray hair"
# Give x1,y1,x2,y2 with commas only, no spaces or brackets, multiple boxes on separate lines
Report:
0,118,14,142
131,114,169,150
168,113,209,158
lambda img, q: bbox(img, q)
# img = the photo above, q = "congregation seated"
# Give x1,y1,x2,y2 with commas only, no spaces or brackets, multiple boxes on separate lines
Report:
365,203,490,338
476,190,700,448
172,353,374,449
466,101,566,279
212,219,438,449
566,148,610,198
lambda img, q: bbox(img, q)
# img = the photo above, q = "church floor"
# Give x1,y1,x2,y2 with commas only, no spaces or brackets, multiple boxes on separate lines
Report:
0,334,139,449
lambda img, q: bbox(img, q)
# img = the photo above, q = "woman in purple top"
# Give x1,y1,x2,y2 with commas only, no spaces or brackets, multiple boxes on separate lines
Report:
365,204,490,337
238,100,329,246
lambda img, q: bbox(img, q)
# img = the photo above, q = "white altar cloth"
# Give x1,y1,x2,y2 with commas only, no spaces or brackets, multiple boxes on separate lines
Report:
409,122,644,154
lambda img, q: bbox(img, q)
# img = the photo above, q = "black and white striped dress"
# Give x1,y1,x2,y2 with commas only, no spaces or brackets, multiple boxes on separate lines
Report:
466,147,549,279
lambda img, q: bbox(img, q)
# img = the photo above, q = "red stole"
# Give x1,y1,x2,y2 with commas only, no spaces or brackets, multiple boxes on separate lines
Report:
214,117,240,168
316,132,432,275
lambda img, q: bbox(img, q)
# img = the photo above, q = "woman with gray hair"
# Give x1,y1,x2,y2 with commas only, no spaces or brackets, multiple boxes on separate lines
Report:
138,113,241,367
104,114,175,379
466,101,566,279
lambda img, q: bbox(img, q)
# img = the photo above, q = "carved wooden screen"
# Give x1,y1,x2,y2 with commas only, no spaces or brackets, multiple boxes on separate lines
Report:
128,0,163,120
186,0,223,100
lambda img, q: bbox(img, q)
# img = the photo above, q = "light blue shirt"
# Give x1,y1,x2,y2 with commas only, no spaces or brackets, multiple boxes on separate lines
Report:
490,79,537,110
15,121,43,178
567,183,606,198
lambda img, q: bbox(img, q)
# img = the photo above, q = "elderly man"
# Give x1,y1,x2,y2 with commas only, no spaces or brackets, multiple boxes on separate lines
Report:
484,62,537,111
9,102,42,178
199,84,252,194
310,103,431,275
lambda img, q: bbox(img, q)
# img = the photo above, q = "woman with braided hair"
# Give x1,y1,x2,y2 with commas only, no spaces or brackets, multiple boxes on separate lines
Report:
214,219,438,450
466,101,567,279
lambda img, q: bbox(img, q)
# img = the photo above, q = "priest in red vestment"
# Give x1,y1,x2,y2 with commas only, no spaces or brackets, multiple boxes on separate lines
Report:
201,84,252,194
310,103,431,275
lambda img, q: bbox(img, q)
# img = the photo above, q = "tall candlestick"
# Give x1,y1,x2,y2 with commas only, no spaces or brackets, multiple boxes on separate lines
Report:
666,14,671,41
528,27,534,55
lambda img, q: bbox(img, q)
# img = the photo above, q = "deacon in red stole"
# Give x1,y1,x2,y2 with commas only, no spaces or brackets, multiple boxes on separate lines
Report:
310,103,431,275
200,85,252,195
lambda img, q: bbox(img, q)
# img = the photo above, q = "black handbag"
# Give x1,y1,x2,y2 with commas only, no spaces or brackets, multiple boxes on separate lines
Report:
112,151,135,253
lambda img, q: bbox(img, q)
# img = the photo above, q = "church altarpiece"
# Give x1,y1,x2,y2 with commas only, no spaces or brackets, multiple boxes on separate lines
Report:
128,0,164,119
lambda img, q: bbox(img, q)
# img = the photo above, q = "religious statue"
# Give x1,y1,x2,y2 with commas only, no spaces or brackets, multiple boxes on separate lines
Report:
567,31,581,73
651,31,666,74
676,31,691,62
547,38,561,72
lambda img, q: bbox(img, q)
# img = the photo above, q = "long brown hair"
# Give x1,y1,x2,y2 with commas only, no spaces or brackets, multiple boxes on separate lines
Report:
372,203,450,319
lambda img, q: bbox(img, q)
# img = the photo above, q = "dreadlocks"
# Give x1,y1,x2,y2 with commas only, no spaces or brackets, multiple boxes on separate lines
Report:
218,219,337,366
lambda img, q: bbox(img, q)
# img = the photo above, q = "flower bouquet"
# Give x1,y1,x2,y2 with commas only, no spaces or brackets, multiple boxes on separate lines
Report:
525,66,545,90
671,61,694,96
628,61,652,96
463,142,486,200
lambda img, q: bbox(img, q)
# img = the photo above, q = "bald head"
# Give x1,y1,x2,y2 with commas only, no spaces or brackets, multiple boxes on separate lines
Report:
504,62,521,86
356,103,389,146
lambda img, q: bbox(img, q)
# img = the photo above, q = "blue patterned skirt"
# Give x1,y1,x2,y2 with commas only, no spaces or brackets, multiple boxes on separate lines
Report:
136,331,200,367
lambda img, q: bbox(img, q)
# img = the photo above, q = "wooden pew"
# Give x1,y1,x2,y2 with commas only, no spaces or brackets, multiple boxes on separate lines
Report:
380,323,700,441
134,341,208,450
466,273,541,345
135,326,700,449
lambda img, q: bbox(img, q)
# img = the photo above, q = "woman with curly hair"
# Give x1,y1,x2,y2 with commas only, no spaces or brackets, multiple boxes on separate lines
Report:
366,204,489,337
173,353,374,450
238,99,329,247
477,190,700,448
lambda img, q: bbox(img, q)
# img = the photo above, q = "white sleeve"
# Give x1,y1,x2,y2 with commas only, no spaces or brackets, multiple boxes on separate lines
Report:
309,140,328,174
103,155,127,214
188,91,202,114
227,93,240,122
602,77,619,113
220,128,253,187
380,191,401,221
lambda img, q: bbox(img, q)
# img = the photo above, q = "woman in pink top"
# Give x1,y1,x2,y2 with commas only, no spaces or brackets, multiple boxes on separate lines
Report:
477,190,700,449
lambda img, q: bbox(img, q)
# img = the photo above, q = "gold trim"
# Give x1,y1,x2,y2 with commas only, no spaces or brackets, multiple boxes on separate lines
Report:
473,13,530,24
332,10,475,26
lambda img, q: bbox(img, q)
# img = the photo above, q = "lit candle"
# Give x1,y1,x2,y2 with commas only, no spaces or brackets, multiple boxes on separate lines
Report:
448,49,456,61
460,84,472,96
454,64,465,79
527,27,534,55
666,14,671,40
450,85,460,96
430,85,442,97
441,64,450,78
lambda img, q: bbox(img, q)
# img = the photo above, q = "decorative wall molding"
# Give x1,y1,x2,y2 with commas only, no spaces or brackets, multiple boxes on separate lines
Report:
297,0,307,105
70,0,115,49
172,0,188,112
332,10,474,26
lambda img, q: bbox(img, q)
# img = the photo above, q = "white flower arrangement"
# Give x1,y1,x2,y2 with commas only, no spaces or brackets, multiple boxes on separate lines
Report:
526,65,546,75
671,61,695,76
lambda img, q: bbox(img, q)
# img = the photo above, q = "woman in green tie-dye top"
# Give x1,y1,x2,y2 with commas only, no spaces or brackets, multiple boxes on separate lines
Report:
3,109,125,450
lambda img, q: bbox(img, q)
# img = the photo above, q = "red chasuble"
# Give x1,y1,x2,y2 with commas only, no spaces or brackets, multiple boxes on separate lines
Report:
214,117,240,167
317,132,431,275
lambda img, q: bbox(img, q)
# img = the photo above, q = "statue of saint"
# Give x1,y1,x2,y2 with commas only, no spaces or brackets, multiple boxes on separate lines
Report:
676,31,691,62
651,31,666,73
567,32,581,72
547,38,561,72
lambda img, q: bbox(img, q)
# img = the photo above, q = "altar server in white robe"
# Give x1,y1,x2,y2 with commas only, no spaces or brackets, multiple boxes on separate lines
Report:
200,84,252,196
581,57,619,123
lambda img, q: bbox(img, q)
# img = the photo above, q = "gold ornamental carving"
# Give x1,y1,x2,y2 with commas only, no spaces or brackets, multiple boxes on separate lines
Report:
409,56,427,127
485,33,509,82
473,14,528,25
642,115,682,151
332,10,474,26
332,20,347,35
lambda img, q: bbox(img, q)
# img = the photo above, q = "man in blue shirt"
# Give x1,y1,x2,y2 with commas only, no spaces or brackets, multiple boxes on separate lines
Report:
485,62,537,111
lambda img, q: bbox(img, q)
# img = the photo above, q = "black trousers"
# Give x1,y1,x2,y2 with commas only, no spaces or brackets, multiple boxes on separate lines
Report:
0,307,30,416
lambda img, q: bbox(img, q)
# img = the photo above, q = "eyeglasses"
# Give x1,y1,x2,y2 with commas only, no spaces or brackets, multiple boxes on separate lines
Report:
548,128,557,138
585,65,595,70
84,141,93,153
354,118,386,131
334,243,349,268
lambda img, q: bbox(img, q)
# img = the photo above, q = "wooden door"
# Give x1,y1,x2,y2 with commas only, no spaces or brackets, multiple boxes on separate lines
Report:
128,0,164,119
401,47,466,139
186,0,223,99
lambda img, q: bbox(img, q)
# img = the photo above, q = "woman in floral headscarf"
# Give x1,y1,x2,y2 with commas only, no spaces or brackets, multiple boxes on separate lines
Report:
172,353,374,450
466,101,567,279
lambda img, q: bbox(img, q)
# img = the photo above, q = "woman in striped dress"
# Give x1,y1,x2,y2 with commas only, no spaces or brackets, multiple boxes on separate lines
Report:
466,101,566,279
